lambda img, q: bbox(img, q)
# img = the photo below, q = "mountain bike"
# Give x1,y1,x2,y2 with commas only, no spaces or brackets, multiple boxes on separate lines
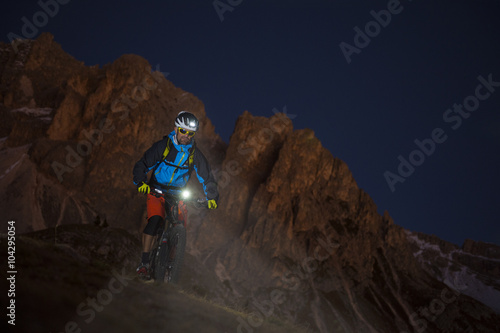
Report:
148,187,207,284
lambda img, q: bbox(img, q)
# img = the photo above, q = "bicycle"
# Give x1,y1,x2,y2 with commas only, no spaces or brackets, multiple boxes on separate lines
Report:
148,186,207,284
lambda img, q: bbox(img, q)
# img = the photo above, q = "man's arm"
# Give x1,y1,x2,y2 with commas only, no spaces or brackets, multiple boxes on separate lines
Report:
192,148,219,201
132,139,167,186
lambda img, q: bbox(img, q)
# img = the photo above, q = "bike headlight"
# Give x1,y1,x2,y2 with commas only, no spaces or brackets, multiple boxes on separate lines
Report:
181,190,191,199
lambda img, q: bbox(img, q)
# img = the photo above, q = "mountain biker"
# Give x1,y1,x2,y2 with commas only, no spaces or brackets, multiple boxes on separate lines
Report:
133,111,219,279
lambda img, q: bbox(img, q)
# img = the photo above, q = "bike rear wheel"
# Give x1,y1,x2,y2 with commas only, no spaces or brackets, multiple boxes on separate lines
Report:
166,225,186,283
149,248,157,279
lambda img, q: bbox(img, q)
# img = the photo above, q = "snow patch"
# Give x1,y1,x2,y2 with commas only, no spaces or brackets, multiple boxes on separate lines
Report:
444,265,500,313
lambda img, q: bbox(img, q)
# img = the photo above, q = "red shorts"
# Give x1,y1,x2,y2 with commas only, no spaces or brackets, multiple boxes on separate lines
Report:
146,193,187,226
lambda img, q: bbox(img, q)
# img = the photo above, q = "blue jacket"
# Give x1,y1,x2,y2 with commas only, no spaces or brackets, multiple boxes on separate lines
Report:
133,131,218,200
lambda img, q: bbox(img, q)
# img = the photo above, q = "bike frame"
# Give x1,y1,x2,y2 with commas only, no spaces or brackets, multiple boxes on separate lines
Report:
148,187,206,283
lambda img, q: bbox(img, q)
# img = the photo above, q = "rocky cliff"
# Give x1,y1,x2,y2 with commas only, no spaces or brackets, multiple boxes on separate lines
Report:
1,34,499,332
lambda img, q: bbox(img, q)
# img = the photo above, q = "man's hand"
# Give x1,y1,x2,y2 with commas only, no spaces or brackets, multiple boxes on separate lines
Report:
138,182,150,194
208,199,217,209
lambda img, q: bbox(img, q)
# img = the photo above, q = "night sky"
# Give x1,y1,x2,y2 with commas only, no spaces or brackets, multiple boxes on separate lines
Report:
2,0,499,246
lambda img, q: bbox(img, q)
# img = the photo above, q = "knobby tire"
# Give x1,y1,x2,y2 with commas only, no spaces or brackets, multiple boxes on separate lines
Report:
149,247,158,278
166,225,186,283
154,238,169,283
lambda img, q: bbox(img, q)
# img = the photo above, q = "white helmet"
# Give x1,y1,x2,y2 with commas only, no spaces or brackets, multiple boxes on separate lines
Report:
175,111,199,131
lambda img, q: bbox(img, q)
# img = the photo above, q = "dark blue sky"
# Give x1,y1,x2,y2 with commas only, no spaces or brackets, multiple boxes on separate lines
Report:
2,0,500,246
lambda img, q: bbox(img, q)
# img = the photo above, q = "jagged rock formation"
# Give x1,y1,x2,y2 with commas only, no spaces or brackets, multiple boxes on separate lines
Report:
1,34,499,332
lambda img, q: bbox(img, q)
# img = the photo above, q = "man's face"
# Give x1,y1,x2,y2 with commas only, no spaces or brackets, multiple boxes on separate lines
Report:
176,127,195,145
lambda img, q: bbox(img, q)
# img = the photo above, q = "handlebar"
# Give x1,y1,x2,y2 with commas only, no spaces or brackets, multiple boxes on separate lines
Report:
150,186,208,209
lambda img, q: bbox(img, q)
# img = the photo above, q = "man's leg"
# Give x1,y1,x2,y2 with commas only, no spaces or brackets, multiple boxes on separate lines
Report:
137,193,165,278
142,233,155,253
141,215,163,260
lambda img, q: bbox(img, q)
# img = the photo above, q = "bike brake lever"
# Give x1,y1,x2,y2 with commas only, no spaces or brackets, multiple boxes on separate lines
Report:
194,199,208,209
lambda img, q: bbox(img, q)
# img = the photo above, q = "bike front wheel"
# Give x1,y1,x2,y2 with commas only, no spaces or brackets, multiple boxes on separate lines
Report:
154,234,169,283
166,225,186,283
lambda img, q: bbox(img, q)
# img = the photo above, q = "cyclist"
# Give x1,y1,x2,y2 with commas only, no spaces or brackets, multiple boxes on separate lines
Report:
133,111,219,279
